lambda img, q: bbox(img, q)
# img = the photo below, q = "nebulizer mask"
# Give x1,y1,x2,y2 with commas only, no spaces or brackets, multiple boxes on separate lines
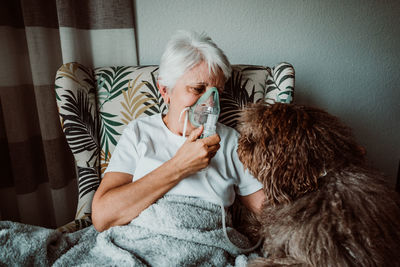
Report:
179,87,220,139
190,87,220,138
179,87,261,253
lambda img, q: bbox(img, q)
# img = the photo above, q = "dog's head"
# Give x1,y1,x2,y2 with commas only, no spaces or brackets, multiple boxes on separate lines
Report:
237,103,366,205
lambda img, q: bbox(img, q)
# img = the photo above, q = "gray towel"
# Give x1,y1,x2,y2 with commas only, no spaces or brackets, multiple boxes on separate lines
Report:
0,195,257,266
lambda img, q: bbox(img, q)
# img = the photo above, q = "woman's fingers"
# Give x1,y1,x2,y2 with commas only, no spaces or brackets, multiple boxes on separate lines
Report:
202,133,220,146
187,125,204,142
208,151,217,159
207,144,220,153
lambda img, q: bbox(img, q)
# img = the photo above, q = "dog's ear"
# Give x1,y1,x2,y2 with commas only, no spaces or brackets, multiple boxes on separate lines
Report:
238,103,326,205
237,103,274,179
238,103,320,204
264,103,322,203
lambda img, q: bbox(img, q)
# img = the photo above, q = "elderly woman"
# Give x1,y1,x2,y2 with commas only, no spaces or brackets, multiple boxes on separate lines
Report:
91,30,265,232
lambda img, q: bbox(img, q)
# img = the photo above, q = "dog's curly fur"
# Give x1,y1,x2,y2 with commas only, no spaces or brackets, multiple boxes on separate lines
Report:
237,103,400,266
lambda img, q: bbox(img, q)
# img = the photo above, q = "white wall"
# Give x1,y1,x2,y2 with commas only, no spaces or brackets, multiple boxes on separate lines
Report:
135,0,400,186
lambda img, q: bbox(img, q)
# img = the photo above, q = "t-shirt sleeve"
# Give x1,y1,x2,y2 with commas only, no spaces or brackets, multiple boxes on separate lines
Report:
104,124,138,175
236,168,263,196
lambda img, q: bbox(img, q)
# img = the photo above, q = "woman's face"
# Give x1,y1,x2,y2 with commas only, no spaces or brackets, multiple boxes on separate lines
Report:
166,61,225,132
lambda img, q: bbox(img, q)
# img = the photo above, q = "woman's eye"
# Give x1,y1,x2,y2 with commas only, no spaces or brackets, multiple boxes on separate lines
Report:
191,87,204,94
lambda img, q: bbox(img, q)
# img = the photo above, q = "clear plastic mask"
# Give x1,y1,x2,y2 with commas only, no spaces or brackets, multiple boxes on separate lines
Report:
189,87,220,138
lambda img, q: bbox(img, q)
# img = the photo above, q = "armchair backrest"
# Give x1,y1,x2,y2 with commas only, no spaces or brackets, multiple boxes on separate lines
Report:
55,62,295,232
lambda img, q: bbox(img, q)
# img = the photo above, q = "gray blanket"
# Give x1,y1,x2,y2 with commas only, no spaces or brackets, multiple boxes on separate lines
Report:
0,195,257,266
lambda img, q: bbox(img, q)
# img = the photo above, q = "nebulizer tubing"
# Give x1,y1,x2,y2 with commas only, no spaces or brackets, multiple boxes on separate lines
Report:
202,170,263,253
179,87,262,253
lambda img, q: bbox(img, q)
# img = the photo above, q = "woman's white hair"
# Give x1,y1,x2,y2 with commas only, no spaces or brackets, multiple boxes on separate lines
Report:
158,30,232,91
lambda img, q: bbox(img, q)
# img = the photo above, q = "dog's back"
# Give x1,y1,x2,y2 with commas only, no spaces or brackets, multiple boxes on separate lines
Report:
256,166,400,266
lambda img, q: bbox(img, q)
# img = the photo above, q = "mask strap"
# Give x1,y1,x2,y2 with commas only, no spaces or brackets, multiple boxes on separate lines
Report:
179,107,190,138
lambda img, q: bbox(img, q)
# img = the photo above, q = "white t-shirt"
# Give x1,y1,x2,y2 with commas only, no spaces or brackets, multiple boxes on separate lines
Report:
105,114,262,207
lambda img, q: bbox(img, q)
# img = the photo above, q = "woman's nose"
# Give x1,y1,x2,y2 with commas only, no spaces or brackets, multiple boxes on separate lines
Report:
204,92,216,107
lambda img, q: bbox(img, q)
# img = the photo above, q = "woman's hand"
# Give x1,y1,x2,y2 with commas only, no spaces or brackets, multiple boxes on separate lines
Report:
172,125,221,177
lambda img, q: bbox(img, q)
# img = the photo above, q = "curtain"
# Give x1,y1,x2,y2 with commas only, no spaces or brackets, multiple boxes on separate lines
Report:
0,0,138,228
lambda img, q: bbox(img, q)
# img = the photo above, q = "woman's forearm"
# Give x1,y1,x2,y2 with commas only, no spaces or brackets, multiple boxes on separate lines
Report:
92,130,221,232
92,158,184,232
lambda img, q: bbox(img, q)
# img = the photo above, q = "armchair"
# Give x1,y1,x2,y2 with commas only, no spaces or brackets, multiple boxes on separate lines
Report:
54,62,295,232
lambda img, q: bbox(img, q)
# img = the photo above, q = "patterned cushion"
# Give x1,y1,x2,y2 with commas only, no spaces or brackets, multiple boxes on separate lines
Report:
94,66,165,177
55,62,295,232
55,63,100,232
220,64,294,128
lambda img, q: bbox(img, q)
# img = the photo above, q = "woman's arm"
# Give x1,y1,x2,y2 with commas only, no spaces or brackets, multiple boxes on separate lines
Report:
92,126,221,232
239,189,265,214
92,160,183,232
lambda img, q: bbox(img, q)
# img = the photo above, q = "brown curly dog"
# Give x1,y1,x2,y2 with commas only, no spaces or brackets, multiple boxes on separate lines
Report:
237,103,400,267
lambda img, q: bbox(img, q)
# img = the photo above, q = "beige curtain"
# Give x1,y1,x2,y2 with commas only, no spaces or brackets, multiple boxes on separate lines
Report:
0,0,138,228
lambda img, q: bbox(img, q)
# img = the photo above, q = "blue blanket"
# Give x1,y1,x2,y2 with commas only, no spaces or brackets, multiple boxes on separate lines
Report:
0,195,257,266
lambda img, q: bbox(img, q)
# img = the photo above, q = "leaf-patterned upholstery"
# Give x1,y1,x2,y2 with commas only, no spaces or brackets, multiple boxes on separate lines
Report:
55,62,295,232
